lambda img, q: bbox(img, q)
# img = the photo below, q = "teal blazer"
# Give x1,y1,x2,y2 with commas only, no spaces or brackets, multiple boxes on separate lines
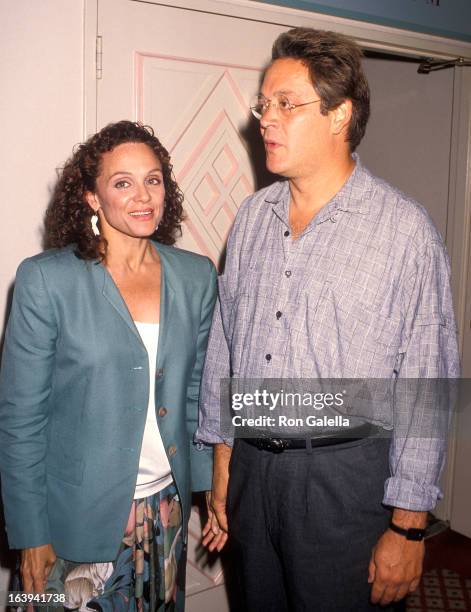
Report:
0,242,216,561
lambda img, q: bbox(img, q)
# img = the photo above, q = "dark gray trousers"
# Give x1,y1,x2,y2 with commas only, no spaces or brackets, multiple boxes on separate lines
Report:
227,436,405,612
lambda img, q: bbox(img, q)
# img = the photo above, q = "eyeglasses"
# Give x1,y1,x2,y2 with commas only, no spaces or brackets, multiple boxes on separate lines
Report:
250,93,321,120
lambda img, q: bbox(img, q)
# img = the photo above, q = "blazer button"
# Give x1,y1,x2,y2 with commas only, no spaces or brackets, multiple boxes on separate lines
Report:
158,406,167,417
168,445,177,456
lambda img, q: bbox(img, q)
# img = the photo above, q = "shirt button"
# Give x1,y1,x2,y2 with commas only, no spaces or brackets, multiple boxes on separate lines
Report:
285,270,292,277
158,406,167,417
276,311,282,319
284,230,290,237
265,354,272,362
330,216,337,223
168,445,177,456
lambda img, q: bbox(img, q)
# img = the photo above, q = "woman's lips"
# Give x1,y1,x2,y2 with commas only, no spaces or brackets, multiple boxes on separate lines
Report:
129,209,153,220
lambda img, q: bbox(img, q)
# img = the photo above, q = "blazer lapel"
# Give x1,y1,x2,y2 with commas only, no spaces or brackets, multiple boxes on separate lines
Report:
100,265,142,343
96,243,175,355
155,247,175,370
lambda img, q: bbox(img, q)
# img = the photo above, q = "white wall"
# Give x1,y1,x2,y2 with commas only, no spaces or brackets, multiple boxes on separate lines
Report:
359,56,453,240
0,0,85,325
0,0,84,604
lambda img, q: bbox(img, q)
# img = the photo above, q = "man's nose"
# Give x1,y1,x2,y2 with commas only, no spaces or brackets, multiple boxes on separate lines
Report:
260,101,279,128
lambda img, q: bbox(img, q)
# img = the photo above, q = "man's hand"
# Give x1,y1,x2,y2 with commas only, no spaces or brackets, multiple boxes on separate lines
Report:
202,490,228,552
201,443,232,552
21,544,56,593
368,509,426,606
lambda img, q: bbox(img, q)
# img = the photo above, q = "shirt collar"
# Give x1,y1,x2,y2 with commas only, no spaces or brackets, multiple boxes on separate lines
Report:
266,154,376,224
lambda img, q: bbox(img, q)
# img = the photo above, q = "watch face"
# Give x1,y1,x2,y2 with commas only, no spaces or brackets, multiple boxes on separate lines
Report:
406,528,426,541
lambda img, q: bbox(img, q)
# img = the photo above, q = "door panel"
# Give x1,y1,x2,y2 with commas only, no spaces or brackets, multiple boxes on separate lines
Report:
138,56,257,260
98,0,282,263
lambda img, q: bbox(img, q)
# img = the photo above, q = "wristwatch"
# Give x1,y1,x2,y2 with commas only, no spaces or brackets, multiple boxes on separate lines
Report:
389,521,426,541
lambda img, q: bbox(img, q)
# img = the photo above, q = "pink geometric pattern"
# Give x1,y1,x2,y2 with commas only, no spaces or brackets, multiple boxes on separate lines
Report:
230,174,253,208
213,144,238,186
212,203,235,240
194,173,220,215
134,52,259,265
176,103,255,263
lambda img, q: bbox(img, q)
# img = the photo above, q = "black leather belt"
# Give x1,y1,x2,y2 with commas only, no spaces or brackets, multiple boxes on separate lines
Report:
242,424,378,453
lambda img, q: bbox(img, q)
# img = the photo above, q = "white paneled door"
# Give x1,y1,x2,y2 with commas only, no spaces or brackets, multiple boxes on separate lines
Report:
96,0,286,265
95,1,286,608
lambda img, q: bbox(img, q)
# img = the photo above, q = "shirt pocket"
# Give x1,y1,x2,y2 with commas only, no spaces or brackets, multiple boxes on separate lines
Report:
312,280,404,377
239,264,271,300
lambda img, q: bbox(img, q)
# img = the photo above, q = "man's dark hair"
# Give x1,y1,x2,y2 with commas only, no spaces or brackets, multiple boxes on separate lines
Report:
272,27,370,151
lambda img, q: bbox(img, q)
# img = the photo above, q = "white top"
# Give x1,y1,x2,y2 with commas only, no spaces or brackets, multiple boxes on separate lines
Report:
133,321,172,499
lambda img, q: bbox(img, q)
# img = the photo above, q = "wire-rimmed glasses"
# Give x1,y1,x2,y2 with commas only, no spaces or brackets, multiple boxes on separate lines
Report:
250,93,321,120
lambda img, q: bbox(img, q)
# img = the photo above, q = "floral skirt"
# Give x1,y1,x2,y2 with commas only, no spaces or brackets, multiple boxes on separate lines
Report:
20,482,185,612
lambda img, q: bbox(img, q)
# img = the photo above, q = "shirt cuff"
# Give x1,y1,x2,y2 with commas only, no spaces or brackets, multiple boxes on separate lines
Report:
194,425,234,446
383,476,442,511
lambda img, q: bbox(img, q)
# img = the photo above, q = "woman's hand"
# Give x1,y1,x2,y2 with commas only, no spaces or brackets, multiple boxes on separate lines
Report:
21,544,56,593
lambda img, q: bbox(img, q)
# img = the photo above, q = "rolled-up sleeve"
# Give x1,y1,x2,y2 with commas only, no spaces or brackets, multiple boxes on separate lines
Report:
383,239,460,511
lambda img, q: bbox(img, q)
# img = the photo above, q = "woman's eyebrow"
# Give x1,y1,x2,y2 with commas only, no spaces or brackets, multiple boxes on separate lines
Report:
107,168,163,180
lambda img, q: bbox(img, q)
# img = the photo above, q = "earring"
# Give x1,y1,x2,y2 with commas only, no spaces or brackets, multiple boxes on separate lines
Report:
91,214,100,237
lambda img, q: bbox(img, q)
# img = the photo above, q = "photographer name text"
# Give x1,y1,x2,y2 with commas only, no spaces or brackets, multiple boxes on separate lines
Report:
232,414,350,428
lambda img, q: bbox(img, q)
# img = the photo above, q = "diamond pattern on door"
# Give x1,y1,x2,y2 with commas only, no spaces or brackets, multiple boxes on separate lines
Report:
135,54,261,264
213,145,238,186
176,110,252,261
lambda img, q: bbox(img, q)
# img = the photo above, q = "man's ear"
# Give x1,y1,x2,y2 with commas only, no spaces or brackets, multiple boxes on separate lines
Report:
85,191,100,213
331,99,352,136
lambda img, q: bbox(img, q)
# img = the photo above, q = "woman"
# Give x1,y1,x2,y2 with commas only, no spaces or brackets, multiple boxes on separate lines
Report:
0,121,224,611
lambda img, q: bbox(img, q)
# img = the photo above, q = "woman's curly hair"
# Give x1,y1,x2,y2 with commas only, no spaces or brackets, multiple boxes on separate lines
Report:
45,120,184,259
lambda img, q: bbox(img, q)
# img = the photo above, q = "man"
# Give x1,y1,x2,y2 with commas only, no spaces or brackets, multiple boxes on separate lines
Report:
197,28,459,611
